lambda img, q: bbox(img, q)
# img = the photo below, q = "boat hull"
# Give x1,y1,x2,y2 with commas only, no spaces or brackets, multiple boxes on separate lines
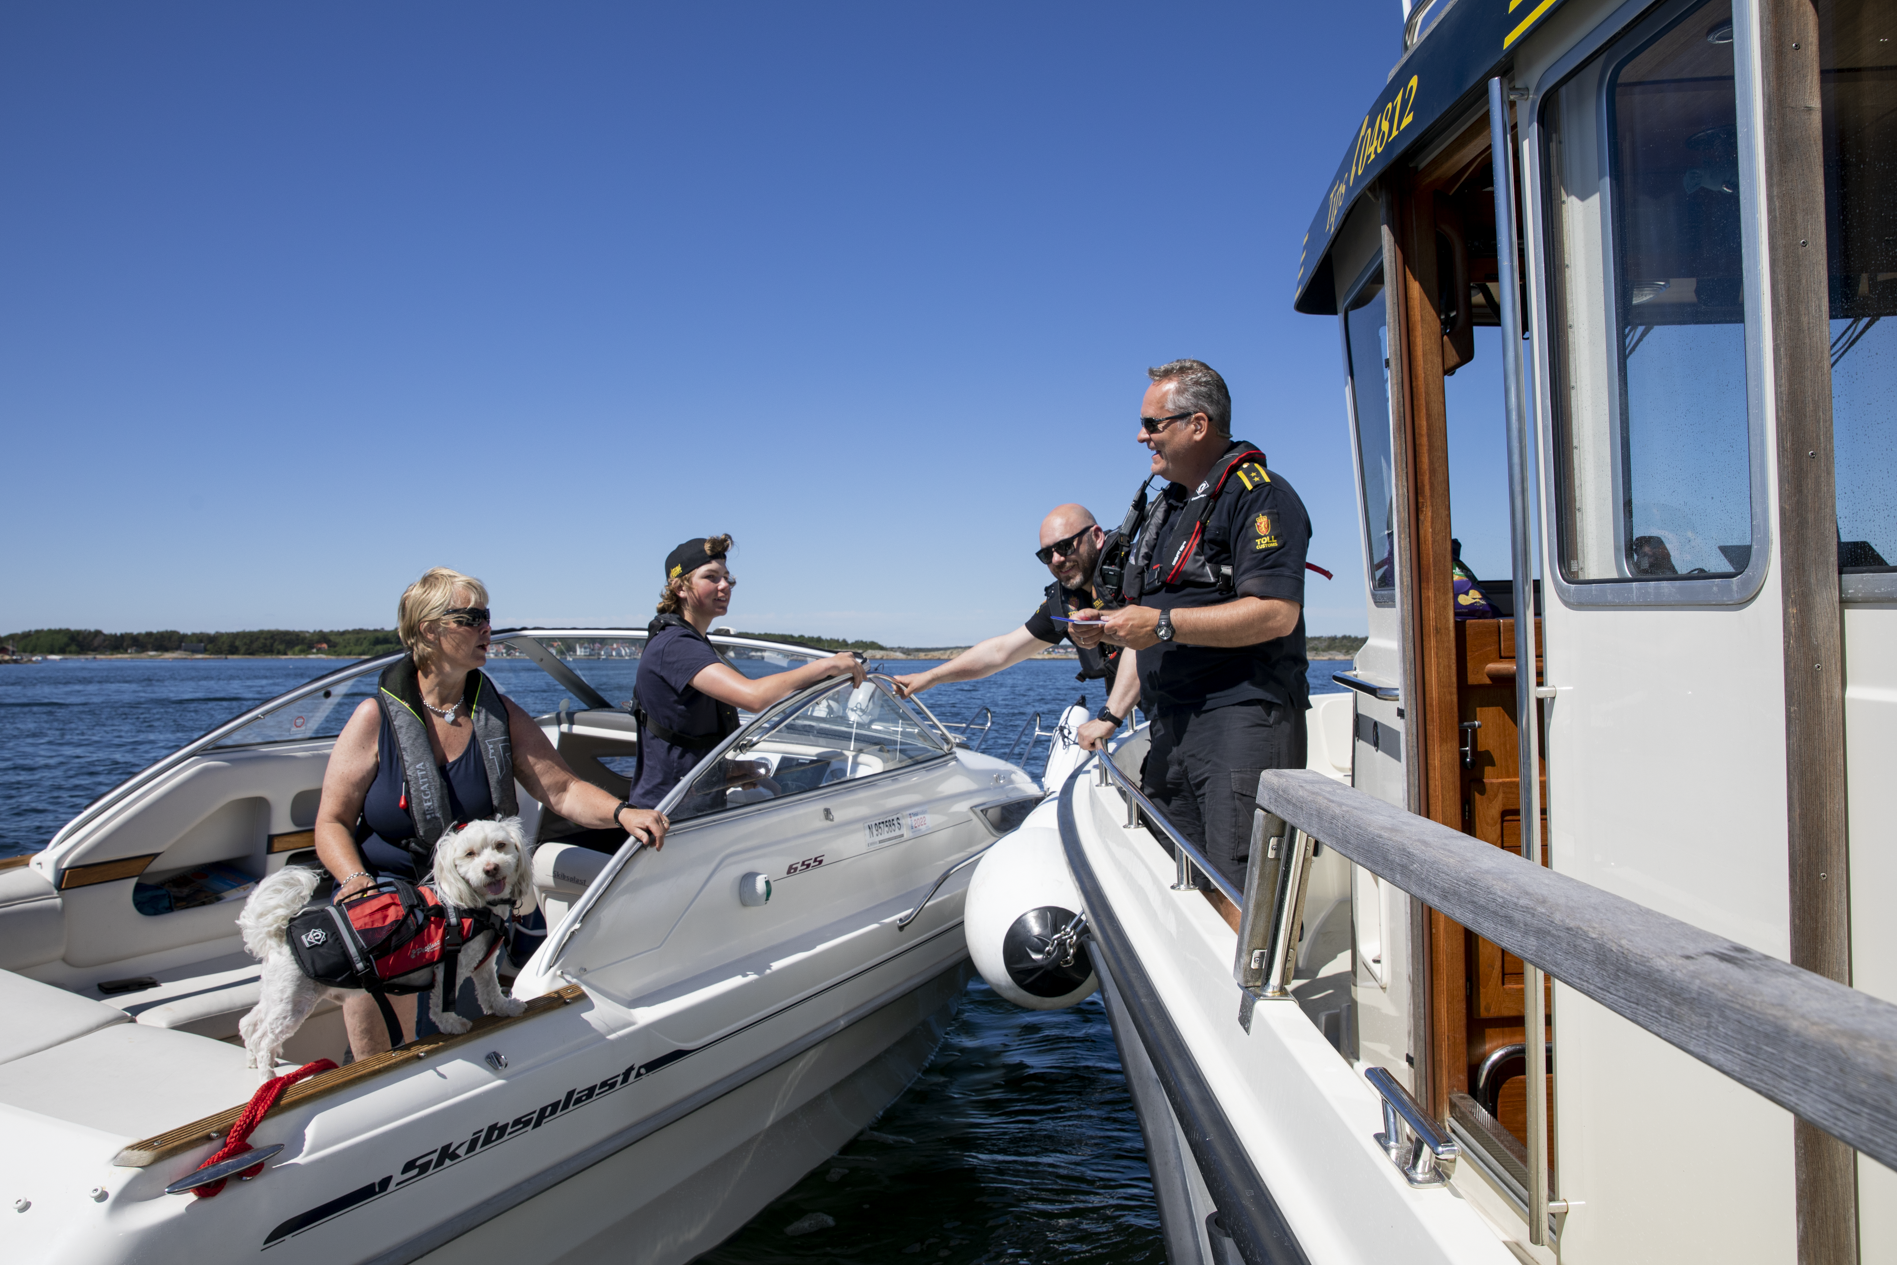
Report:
414,959,972,1265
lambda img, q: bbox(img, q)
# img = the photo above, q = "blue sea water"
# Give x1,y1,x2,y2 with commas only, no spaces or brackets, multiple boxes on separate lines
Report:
0,651,1344,1262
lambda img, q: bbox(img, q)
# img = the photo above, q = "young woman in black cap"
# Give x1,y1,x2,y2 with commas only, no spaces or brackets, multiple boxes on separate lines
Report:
628,534,866,810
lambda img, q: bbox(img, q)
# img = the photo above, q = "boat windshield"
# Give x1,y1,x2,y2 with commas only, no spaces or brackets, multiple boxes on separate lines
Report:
670,677,950,822
207,660,389,748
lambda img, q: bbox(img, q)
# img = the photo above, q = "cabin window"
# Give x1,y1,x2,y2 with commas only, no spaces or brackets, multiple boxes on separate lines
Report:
1818,0,1897,588
672,678,948,821
1343,263,1397,603
1544,0,1758,585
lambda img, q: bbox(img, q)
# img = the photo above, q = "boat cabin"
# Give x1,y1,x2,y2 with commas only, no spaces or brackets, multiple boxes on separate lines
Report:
1296,0,1892,1260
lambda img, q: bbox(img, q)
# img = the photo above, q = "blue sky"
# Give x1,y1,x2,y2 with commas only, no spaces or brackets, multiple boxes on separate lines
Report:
2,2,1414,644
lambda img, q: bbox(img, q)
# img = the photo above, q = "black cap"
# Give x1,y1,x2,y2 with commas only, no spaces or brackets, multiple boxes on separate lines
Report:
664,536,728,582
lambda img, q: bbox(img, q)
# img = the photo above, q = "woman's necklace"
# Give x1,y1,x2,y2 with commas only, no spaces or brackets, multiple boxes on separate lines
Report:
421,698,461,723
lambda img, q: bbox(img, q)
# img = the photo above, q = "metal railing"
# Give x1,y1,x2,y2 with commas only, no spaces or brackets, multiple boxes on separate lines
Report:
1249,768,1897,1181
1092,751,1242,907
931,705,995,751
999,712,1056,768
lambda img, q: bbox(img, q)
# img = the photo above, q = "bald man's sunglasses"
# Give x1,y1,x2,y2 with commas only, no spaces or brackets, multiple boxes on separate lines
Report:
1035,528,1092,565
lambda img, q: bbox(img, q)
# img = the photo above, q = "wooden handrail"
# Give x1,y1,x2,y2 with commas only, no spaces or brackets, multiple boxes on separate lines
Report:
1254,769,1897,1171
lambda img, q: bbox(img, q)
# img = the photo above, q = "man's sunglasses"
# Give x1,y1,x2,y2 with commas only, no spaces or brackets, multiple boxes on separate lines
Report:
1140,410,1196,435
440,607,491,628
1035,528,1093,565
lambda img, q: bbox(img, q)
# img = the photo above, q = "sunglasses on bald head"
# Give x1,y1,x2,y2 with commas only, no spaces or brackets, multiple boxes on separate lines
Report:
1035,527,1093,565
440,607,491,628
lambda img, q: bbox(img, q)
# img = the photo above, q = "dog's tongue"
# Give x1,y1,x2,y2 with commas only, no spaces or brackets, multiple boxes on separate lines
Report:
484,879,507,896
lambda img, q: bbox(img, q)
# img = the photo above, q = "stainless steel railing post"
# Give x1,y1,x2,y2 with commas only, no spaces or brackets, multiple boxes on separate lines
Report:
1262,829,1315,998
1490,73,1551,1246
1172,848,1198,892
1233,806,1287,992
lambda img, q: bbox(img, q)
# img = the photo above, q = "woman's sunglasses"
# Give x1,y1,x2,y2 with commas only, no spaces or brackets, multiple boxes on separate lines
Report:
440,607,491,628
1035,528,1092,565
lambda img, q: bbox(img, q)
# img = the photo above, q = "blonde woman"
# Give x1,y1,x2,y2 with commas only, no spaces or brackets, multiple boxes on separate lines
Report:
313,567,669,1057
629,536,865,809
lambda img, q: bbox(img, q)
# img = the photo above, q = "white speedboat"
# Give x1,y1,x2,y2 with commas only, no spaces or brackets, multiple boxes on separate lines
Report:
967,0,1897,1260
0,629,1044,1265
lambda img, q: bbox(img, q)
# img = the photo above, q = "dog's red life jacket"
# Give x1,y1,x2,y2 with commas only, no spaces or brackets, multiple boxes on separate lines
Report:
288,878,506,993
370,884,501,981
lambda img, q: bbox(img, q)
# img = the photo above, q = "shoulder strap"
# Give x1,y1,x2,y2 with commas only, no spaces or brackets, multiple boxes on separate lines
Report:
1162,445,1266,586
466,670,517,821
377,658,452,851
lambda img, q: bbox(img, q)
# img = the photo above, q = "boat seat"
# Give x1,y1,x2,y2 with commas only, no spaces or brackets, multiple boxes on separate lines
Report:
0,968,130,1066
100,960,347,1061
0,1022,276,1141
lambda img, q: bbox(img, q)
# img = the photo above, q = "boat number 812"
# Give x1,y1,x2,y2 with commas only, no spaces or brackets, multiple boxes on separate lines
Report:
786,855,825,876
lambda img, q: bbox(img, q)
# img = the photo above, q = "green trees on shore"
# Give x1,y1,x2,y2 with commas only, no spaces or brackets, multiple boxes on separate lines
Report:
5,628,403,657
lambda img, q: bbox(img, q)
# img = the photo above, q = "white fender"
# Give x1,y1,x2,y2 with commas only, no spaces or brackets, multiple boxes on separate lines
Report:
963,799,1097,1010
1038,700,1094,794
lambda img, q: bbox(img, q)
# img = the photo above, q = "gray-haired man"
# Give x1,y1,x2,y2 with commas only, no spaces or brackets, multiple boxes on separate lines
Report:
1070,359,1312,886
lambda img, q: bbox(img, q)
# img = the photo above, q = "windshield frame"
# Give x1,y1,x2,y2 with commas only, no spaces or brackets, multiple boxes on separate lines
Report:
539,673,958,970
39,627,841,857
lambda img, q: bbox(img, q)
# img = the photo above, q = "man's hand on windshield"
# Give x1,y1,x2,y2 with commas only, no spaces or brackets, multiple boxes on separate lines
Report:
890,672,931,699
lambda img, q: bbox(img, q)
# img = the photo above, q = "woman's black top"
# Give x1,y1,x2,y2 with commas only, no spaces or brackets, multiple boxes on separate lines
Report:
359,706,496,880
628,622,729,809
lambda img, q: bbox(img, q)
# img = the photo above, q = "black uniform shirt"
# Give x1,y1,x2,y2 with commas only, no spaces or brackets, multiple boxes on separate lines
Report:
1024,581,1121,688
1023,581,1103,643
1137,442,1312,712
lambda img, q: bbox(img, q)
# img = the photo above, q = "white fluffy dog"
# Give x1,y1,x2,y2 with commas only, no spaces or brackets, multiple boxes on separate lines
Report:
237,818,536,1079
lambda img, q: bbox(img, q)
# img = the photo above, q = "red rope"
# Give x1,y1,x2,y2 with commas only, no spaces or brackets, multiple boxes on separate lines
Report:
189,1058,337,1198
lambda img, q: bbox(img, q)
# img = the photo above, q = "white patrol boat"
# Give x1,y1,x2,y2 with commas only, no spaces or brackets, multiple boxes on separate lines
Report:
0,629,1049,1264
966,0,1897,1261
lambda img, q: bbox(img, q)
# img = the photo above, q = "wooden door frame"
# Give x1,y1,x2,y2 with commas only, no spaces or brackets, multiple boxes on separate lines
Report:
1758,1,1857,1261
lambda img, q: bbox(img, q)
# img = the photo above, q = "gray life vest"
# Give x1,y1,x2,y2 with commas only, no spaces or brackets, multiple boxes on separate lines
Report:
375,657,518,865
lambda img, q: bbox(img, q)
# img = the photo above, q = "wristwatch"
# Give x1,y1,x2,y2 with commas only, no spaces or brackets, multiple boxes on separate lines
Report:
613,801,634,831
1095,706,1123,727
1155,610,1175,642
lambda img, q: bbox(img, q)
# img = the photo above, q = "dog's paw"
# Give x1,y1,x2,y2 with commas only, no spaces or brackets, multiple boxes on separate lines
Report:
434,1013,473,1035
493,996,527,1018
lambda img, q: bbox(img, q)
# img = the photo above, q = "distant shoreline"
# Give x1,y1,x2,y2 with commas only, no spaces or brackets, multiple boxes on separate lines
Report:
5,647,1364,664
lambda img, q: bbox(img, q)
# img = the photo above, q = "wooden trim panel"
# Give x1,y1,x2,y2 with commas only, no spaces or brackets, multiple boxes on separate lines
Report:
268,830,316,854
56,854,160,890
113,984,587,1167
0,852,38,872
1759,2,1857,1261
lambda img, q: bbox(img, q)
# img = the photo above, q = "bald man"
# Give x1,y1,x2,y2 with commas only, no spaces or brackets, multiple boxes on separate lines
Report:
891,504,1140,751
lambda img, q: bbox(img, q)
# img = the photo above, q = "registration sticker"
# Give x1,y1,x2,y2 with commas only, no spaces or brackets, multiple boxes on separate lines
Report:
906,809,930,835
864,813,908,848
